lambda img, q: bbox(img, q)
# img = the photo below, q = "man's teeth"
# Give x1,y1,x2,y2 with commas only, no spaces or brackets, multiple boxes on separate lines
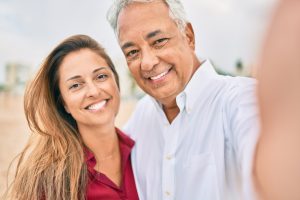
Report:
87,100,106,110
150,70,168,80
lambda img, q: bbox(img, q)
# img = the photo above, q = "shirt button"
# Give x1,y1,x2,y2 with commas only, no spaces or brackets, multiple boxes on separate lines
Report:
165,191,171,196
165,155,173,160
186,107,192,113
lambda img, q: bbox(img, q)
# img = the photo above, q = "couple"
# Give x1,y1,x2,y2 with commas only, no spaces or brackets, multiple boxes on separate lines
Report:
8,0,298,200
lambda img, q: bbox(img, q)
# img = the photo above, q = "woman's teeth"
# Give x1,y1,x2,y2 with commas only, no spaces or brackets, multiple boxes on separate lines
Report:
87,100,107,110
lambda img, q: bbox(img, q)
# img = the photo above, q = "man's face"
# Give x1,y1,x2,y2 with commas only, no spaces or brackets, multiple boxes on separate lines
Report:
117,1,197,105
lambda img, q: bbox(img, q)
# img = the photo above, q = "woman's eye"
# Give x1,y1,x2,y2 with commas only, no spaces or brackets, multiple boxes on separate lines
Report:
69,83,80,90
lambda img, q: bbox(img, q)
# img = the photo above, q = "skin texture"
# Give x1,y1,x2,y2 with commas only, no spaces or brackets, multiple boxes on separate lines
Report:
117,0,200,122
255,0,300,199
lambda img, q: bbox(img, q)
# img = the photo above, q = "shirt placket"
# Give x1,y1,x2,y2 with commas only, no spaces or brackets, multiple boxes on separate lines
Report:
161,118,180,200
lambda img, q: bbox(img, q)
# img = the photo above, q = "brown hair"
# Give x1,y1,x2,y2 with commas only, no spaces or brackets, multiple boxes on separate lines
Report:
7,35,119,200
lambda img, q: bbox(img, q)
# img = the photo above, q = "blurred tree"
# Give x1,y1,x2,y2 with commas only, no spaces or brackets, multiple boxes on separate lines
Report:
235,59,244,74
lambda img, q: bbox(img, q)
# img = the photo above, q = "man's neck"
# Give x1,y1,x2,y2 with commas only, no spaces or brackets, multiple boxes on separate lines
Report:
163,100,180,123
161,57,202,123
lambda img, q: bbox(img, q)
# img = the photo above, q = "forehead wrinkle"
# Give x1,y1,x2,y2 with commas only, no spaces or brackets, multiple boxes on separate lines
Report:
121,29,165,50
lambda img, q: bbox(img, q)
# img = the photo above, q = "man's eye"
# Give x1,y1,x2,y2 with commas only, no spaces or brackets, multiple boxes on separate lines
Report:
97,74,108,80
126,49,139,59
153,38,169,47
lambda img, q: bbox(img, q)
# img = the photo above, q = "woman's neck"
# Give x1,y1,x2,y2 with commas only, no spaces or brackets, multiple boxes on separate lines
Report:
79,124,122,186
79,124,119,160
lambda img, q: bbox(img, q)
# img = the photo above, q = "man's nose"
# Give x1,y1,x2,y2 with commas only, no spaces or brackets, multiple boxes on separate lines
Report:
140,47,159,71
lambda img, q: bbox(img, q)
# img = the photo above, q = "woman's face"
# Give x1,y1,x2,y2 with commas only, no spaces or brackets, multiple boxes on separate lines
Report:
58,48,120,130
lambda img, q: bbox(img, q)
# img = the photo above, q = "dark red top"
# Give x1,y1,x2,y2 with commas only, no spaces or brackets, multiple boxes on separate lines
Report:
85,128,139,200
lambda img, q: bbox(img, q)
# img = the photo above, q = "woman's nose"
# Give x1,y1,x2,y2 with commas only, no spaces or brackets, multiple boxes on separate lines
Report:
85,81,100,98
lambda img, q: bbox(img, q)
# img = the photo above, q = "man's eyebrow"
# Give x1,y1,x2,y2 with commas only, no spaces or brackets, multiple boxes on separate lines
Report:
146,30,162,39
121,30,163,50
121,42,134,50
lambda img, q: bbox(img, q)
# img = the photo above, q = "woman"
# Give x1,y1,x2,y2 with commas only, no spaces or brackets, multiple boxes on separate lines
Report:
7,35,139,200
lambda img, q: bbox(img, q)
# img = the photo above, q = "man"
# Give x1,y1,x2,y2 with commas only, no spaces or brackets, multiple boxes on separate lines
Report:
107,0,259,199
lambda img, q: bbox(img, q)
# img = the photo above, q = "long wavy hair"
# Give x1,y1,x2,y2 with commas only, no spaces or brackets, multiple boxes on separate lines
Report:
6,35,119,200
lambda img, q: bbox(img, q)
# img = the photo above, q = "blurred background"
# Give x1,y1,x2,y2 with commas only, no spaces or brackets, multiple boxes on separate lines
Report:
0,0,278,195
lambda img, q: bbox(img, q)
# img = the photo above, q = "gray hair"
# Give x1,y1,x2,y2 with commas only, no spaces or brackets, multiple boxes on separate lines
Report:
106,0,188,36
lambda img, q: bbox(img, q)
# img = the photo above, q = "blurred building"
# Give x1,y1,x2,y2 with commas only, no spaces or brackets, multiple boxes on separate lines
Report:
5,62,31,94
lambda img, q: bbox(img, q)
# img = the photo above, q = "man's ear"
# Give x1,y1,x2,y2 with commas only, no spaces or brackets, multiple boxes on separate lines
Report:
184,23,195,50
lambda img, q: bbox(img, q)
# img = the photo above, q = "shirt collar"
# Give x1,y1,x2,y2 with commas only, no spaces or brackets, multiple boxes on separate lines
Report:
183,59,218,114
150,59,218,114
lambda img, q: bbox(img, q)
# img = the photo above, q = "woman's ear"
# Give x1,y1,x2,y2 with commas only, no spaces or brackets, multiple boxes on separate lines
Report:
64,105,70,114
60,95,70,114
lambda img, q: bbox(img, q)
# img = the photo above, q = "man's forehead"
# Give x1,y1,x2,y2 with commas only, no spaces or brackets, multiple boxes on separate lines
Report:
120,29,165,49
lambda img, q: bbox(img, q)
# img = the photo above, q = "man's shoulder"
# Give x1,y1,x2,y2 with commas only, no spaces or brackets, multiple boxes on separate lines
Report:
221,76,257,96
126,95,153,120
222,75,256,86
134,95,155,112
203,74,257,104
123,95,157,136
221,76,258,115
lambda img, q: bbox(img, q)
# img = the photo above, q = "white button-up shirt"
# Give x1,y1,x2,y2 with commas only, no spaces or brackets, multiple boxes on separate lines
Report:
124,60,259,200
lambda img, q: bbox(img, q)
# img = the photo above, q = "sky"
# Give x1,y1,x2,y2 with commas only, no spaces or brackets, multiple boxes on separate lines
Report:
0,0,278,84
